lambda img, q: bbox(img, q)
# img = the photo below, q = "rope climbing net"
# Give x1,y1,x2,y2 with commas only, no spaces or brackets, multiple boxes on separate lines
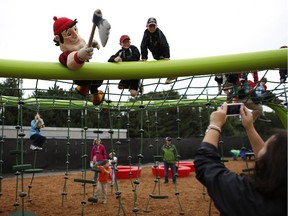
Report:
0,69,287,112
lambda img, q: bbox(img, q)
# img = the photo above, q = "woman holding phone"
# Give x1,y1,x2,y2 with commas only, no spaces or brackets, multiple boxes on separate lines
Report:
194,102,287,216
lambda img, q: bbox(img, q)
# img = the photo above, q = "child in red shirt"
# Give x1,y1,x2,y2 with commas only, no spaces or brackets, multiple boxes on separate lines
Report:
94,159,110,204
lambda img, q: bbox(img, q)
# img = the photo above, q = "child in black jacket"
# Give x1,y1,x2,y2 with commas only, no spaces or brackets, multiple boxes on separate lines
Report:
140,17,175,84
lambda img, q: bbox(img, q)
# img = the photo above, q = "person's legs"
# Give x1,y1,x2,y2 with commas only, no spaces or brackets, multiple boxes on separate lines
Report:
90,80,105,106
30,134,46,149
90,80,104,94
74,81,90,96
30,134,37,145
118,80,130,89
37,135,46,147
102,183,107,204
94,183,101,200
239,98,263,122
170,163,176,184
30,135,37,150
163,162,169,183
110,168,115,186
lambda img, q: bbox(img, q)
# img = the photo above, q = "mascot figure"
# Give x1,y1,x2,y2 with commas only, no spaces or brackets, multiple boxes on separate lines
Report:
53,9,111,105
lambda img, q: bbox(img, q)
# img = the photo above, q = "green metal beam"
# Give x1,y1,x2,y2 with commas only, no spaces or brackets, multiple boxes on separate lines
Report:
266,103,288,129
0,49,286,80
0,95,225,111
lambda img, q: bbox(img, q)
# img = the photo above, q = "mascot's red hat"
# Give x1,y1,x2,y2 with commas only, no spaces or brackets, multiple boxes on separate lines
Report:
53,16,75,35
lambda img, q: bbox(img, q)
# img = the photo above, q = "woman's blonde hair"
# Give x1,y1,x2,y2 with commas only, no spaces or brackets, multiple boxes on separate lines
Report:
93,138,101,144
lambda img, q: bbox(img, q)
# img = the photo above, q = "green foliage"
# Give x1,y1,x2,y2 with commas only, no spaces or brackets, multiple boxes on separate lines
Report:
0,78,24,125
130,89,184,102
0,78,23,97
31,85,84,100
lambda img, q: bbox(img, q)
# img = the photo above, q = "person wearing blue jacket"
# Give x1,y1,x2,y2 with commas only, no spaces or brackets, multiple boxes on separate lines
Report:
29,113,46,150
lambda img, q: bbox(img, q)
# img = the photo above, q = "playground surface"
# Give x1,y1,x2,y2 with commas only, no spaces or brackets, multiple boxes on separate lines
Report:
0,159,254,216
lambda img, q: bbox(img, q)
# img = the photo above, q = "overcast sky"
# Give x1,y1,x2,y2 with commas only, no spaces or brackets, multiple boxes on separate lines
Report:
0,0,287,62
0,0,287,108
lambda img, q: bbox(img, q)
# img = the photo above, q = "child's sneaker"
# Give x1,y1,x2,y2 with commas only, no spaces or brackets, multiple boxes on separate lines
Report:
258,116,271,122
30,145,37,150
129,89,138,97
165,77,176,84
102,200,107,204
88,197,98,203
92,90,104,106
75,85,89,97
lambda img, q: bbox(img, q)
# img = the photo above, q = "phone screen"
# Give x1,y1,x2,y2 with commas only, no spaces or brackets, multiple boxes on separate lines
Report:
227,104,242,116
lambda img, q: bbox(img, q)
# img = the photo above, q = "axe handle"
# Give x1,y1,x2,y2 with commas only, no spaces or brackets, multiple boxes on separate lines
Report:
87,24,97,47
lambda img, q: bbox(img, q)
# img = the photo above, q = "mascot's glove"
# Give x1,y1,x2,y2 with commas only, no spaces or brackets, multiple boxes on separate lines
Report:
78,46,94,61
92,40,100,50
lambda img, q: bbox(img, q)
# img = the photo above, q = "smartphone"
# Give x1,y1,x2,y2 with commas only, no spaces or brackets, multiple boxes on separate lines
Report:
226,103,243,116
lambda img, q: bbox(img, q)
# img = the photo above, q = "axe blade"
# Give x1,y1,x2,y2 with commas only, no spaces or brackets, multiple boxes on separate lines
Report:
98,19,111,47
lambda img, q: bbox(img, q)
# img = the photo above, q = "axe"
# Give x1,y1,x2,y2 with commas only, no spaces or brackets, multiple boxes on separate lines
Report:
87,9,111,48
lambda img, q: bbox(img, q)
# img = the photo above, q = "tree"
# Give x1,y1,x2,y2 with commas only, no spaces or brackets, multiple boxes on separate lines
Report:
0,78,23,97
32,85,77,99
0,78,24,125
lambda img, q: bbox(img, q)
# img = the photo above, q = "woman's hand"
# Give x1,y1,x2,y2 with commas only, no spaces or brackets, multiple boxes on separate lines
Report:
210,102,228,128
240,106,254,130
203,103,227,147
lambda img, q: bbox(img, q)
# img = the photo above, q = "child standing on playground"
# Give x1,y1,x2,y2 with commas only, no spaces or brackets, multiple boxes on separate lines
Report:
93,159,110,204
140,17,175,84
108,152,117,186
